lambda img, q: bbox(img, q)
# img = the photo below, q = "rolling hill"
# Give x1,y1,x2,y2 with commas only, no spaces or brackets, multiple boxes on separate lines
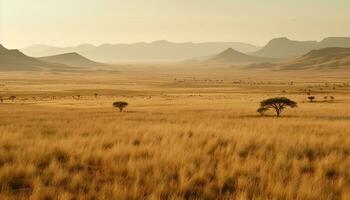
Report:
208,48,279,64
247,47,350,70
38,52,106,68
22,41,260,62
0,44,95,71
21,44,96,58
0,44,52,71
252,37,350,58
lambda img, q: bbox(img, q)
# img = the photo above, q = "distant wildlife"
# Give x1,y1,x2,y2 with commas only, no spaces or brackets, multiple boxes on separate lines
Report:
9,96,16,102
258,97,297,117
113,101,128,112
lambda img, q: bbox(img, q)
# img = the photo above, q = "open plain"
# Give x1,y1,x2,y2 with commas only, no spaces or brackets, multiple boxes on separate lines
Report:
0,66,349,200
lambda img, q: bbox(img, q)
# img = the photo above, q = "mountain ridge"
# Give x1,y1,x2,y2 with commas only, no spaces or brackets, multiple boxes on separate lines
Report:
252,37,350,58
247,47,350,70
0,44,91,71
38,52,106,68
0,44,49,71
22,41,261,62
209,48,279,64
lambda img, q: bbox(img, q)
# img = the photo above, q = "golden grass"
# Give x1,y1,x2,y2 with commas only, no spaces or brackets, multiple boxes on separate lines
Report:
0,69,349,200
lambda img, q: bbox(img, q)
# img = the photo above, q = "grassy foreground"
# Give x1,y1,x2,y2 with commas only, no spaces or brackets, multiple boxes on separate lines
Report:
0,70,349,200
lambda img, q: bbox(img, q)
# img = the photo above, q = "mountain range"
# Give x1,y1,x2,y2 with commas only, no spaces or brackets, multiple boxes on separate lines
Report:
252,37,350,58
0,44,53,71
21,41,260,62
247,47,350,70
208,48,279,64
39,53,106,68
0,44,105,71
2,36,350,71
21,37,350,62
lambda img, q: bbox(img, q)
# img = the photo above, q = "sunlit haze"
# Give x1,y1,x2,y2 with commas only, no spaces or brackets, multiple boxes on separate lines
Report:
1,0,350,48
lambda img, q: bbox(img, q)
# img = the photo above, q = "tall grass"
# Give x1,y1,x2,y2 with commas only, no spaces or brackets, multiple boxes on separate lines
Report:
0,100,349,200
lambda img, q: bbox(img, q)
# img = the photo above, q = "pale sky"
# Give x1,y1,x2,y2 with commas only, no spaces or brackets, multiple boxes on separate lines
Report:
0,0,349,49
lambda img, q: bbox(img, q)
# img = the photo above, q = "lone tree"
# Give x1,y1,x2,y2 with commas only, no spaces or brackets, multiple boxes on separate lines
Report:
258,97,297,117
94,93,98,98
308,96,315,102
257,107,269,116
113,101,128,112
9,96,16,102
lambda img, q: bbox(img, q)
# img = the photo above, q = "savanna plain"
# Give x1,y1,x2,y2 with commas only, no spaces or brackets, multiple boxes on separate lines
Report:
0,66,350,200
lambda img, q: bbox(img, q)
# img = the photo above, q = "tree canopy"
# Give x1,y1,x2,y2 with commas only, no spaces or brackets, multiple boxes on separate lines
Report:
259,97,297,117
113,101,128,112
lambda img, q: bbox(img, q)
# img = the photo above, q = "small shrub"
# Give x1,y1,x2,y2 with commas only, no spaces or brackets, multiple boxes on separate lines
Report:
113,101,128,112
308,96,315,102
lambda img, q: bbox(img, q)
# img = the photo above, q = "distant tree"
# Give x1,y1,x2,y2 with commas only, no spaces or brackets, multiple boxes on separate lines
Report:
324,96,328,101
9,96,16,102
0,96,3,103
308,96,315,102
259,97,297,117
330,96,335,101
113,101,128,112
94,93,98,98
257,107,269,116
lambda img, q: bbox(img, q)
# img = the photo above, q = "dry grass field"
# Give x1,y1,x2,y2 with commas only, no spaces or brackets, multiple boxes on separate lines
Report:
0,67,350,200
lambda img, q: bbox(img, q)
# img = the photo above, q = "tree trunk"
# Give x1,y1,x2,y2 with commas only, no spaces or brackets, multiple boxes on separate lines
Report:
276,110,280,117
119,108,123,112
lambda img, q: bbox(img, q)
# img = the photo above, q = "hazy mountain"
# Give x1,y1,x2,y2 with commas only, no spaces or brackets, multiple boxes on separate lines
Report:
252,37,350,58
252,37,318,58
0,44,52,71
39,52,106,68
247,47,350,70
0,44,92,71
209,48,279,64
22,41,260,62
22,44,96,58
319,37,350,48
281,47,350,70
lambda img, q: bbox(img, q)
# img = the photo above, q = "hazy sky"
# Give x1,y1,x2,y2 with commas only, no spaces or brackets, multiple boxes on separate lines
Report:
0,0,349,48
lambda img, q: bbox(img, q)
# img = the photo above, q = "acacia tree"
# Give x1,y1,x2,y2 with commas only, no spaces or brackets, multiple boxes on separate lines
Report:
113,101,128,112
258,97,297,117
308,96,315,102
257,107,269,116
